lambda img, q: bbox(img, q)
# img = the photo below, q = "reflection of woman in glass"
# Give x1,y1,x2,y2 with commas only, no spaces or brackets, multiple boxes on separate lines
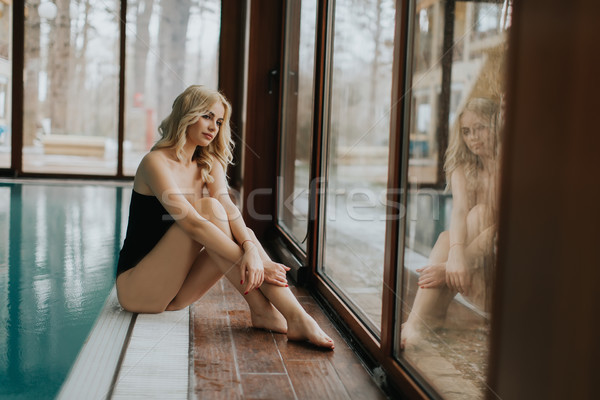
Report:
116,85,334,349
402,98,501,348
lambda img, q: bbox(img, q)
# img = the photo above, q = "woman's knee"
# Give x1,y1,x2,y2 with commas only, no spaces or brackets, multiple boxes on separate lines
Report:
467,204,493,235
467,204,491,223
437,230,449,243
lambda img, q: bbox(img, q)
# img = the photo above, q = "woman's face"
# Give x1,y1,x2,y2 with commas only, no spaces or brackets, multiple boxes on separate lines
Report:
460,110,494,158
187,101,225,146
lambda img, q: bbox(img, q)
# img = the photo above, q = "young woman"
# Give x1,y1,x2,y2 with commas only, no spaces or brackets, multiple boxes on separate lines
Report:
401,97,501,348
116,85,334,349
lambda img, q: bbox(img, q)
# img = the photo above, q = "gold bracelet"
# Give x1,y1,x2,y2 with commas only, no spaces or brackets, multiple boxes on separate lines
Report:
241,239,254,250
449,242,464,248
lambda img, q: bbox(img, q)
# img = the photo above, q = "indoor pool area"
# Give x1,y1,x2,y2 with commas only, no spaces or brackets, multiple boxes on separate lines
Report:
1,1,597,398
0,180,386,399
0,181,131,399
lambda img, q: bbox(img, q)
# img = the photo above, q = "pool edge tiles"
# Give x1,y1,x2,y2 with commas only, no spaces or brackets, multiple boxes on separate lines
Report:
111,306,190,399
58,286,134,399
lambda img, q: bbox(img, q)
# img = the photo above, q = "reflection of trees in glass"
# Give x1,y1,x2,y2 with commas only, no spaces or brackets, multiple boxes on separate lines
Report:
0,1,10,59
125,0,220,159
22,0,219,147
156,0,191,119
408,1,510,185
331,0,395,148
48,0,72,134
294,0,317,163
24,0,41,146
415,6,434,72
24,0,119,142
133,0,154,100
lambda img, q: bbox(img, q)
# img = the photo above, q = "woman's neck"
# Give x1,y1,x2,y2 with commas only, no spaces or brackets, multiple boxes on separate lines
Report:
479,154,497,175
180,141,198,165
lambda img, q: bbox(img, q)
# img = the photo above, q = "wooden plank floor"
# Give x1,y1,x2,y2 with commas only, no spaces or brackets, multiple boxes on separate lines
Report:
191,278,388,400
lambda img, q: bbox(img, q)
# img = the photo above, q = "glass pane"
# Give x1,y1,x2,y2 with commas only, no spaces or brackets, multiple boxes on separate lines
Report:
321,0,396,334
124,0,221,176
23,0,119,175
397,1,511,398
0,1,12,168
277,0,318,250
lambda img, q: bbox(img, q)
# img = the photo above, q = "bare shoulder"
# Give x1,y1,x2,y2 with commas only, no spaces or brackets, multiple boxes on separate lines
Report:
141,148,168,165
210,155,226,174
451,165,466,178
450,166,469,195
134,150,173,194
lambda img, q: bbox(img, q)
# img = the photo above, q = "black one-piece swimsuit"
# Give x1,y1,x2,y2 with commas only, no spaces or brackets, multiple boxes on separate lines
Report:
116,190,174,276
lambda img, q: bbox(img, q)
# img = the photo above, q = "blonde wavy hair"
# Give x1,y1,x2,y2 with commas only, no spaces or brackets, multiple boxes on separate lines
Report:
444,97,501,192
153,85,234,184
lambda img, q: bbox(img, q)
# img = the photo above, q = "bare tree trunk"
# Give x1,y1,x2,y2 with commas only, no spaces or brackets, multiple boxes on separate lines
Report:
23,0,41,146
48,0,71,134
369,0,383,118
134,0,155,101
157,0,191,119
72,0,91,134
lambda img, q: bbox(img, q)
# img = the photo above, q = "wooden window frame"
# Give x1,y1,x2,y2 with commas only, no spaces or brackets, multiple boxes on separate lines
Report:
6,1,127,180
267,0,600,398
269,0,427,397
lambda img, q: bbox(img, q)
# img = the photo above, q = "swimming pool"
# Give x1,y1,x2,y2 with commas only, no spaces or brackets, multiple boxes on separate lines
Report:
0,181,131,399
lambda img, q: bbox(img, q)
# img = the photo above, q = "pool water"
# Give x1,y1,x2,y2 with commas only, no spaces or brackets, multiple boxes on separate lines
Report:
0,182,131,399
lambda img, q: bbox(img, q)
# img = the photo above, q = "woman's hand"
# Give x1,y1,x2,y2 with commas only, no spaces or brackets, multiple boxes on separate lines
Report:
240,244,264,295
263,260,291,287
417,263,447,288
445,248,471,295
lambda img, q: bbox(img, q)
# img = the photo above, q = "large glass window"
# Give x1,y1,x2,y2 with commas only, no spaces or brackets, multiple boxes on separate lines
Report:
22,0,120,175
123,0,221,176
397,1,510,398
277,0,318,250
0,0,12,168
320,0,396,334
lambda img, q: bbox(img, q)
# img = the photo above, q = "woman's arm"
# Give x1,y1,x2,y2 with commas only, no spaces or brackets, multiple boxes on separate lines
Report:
207,161,290,288
445,167,471,294
206,161,253,249
206,161,264,293
139,153,262,293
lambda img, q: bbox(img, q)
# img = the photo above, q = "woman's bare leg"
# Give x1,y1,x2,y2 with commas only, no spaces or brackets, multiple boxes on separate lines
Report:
401,205,496,348
117,197,333,348
200,220,332,347
116,224,204,313
165,198,332,347
242,228,333,348
401,231,455,348
164,248,224,310
463,204,495,310
156,198,286,333
195,201,332,347
116,197,266,314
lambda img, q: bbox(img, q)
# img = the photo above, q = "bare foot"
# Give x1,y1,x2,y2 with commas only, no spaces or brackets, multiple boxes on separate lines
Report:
400,321,423,350
401,318,444,350
251,303,288,334
287,312,335,350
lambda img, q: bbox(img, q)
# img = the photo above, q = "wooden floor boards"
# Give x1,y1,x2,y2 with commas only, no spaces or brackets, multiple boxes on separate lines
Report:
191,278,387,400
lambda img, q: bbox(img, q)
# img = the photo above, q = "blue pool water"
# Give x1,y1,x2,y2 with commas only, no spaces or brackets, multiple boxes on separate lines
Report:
0,182,131,399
